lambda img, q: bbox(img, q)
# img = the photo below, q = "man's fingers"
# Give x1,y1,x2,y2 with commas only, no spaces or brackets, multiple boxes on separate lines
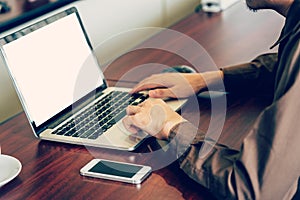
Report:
122,116,139,134
130,83,165,94
126,105,141,115
149,88,176,98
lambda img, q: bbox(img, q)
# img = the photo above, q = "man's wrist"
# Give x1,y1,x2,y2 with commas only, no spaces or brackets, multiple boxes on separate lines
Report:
202,70,224,89
165,119,188,141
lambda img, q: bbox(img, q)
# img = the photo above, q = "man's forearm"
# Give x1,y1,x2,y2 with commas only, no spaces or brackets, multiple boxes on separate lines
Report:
221,53,278,95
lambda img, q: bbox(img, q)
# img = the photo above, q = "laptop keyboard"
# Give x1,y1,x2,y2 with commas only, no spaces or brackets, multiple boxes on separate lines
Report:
51,91,148,140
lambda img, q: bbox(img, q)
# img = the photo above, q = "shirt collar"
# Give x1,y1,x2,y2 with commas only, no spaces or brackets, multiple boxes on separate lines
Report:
270,0,300,49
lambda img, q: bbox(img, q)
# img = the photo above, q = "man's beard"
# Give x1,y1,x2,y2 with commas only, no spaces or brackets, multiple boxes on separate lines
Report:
246,0,258,12
247,6,258,12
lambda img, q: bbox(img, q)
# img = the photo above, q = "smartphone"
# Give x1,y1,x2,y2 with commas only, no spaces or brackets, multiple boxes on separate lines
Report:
80,159,152,184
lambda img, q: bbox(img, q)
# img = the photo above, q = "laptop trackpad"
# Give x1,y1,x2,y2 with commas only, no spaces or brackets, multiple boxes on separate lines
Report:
102,121,149,149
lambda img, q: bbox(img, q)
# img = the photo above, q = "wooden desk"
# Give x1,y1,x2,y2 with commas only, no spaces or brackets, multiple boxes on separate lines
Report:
0,2,284,200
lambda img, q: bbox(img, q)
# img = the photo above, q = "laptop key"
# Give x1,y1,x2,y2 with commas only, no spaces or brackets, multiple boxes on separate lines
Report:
79,129,95,138
64,128,76,136
112,110,126,123
72,129,85,137
88,129,103,140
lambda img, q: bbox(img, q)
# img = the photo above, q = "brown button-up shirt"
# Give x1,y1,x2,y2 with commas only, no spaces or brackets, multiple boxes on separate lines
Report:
170,1,300,199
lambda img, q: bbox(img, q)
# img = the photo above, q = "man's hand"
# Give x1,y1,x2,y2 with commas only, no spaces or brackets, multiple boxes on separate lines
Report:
130,71,224,99
122,99,184,140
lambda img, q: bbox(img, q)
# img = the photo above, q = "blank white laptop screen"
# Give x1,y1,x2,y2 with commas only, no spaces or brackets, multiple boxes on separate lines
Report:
2,12,104,127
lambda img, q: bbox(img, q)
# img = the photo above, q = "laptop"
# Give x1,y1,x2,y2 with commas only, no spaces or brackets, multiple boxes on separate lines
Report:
0,7,186,151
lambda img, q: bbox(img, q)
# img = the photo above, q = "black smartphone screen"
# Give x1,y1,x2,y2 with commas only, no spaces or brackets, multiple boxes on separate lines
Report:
88,160,143,178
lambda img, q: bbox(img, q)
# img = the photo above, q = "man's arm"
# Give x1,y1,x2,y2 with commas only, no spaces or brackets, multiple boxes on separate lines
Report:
130,53,278,99
170,94,300,199
222,53,278,95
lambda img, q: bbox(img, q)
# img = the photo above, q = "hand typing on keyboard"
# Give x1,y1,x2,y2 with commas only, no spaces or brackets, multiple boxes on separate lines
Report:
51,91,149,140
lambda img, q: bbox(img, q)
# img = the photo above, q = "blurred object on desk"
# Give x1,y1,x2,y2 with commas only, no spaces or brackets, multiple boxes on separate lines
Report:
0,0,76,24
0,1,10,14
196,0,240,13
23,0,50,11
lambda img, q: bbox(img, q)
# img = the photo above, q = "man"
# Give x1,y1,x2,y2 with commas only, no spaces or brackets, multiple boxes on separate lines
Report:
123,0,300,199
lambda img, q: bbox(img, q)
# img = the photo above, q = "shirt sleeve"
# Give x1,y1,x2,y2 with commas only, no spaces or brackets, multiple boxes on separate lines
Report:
169,93,300,200
221,53,278,95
